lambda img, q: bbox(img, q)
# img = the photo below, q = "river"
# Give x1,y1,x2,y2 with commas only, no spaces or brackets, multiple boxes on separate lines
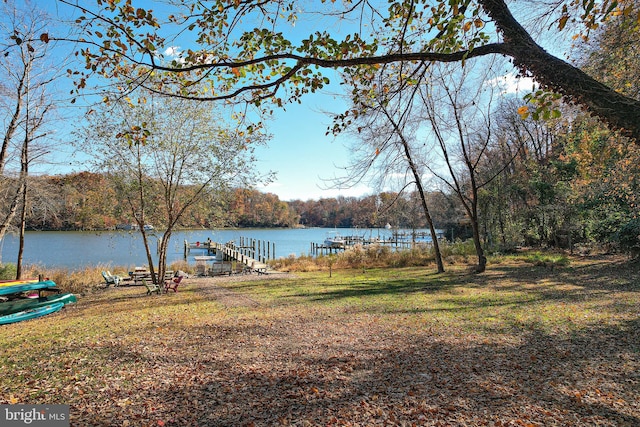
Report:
0,227,409,270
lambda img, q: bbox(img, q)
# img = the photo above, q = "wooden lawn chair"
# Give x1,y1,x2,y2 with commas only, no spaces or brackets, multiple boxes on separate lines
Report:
143,278,160,295
164,275,183,293
102,271,120,287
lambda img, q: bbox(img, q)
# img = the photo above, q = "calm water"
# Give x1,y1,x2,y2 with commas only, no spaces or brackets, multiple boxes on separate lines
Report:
0,228,405,270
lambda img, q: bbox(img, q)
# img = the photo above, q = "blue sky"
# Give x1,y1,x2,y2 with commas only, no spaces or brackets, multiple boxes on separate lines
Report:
30,0,539,202
27,0,373,202
253,89,374,201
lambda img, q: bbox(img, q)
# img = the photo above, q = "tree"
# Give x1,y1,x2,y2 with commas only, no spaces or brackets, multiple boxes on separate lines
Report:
0,1,57,276
557,114,640,249
230,188,298,227
336,64,447,273
78,89,268,284
581,3,640,100
416,62,506,273
478,97,562,249
59,0,640,142
472,6,640,252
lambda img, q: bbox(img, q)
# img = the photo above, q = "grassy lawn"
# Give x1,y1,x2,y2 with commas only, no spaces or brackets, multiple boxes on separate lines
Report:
1,255,638,426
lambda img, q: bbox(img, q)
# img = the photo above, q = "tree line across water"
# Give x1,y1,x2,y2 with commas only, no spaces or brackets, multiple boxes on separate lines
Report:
12,172,458,232
8,136,640,256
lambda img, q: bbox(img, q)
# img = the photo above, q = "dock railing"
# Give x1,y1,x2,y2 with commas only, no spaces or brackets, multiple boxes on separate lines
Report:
185,240,269,274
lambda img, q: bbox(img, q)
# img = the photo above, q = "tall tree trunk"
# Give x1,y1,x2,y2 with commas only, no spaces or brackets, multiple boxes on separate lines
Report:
469,171,486,273
0,71,26,175
381,102,446,273
470,219,487,273
142,230,156,283
0,183,23,245
16,180,27,279
412,167,445,273
131,142,157,285
157,231,172,289
16,128,29,279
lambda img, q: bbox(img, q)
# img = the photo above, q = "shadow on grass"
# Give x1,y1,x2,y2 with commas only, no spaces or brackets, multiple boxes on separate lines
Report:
269,257,640,312
65,315,640,426
480,256,640,292
302,274,455,302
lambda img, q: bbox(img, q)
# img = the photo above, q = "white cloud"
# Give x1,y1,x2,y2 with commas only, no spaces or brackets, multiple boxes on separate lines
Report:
163,46,181,57
486,72,537,95
161,46,186,65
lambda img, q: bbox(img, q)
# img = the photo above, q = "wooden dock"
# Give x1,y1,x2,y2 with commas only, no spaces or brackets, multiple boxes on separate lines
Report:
310,233,437,256
183,240,217,256
184,239,273,274
213,242,269,274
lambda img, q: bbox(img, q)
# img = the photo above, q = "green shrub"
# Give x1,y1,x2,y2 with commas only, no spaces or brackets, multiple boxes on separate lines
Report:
438,239,477,258
615,218,640,257
0,263,17,280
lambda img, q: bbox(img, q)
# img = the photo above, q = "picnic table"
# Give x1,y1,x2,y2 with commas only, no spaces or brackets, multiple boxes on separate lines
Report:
129,270,173,285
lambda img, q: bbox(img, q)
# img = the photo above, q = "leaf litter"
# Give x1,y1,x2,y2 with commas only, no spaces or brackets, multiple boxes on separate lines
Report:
0,255,638,426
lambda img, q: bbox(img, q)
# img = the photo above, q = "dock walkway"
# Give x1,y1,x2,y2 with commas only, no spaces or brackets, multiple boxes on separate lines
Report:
185,240,270,275
211,242,269,274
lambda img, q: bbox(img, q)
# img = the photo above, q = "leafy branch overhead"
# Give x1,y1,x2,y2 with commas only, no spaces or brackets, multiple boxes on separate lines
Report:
57,0,640,141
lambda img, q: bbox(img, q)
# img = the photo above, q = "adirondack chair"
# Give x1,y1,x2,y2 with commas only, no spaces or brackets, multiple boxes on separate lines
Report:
164,275,183,293
142,278,160,295
101,271,120,287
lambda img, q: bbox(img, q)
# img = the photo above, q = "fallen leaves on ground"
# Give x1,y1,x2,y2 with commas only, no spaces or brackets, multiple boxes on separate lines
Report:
0,255,638,426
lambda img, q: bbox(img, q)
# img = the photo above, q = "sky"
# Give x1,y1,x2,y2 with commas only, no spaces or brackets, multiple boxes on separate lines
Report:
27,0,536,203
252,89,374,201
24,0,373,202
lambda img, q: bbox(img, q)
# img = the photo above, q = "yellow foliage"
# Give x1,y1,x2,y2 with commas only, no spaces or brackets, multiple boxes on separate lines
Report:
517,105,529,118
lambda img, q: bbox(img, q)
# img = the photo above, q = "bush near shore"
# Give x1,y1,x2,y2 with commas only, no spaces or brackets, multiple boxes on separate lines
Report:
269,240,572,272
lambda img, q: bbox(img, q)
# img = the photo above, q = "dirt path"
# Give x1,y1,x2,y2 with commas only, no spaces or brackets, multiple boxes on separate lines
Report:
188,271,294,308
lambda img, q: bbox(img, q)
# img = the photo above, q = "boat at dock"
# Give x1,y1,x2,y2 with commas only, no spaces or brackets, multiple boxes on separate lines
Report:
324,232,345,248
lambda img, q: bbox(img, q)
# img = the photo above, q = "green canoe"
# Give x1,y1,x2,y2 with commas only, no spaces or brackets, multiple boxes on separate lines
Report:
0,280,57,296
0,302,65,325
0,293,77,316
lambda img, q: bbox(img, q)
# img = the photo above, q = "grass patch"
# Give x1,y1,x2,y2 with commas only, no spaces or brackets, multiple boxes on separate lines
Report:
0,255,638,426
521,251,571,268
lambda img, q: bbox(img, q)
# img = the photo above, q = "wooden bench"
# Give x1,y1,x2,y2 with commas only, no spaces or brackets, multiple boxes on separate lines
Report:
207,262,233,276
